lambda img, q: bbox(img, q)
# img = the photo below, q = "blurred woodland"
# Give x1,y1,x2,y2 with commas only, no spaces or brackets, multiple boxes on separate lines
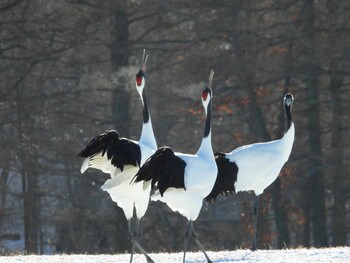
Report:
0,0,349,255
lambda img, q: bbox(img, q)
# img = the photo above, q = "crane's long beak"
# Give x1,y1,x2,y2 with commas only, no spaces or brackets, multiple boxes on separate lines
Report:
141,49,148,72
207,69,214,88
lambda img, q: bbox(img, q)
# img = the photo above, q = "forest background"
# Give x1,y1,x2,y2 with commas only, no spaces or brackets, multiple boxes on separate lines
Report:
0,0,349,254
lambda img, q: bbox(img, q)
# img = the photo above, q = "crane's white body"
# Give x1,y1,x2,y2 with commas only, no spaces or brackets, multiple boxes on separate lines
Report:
102,166,151,220
228,123,294,195
80,125,156,221
101,139,156,219
151,137,217,221
99,121,156,220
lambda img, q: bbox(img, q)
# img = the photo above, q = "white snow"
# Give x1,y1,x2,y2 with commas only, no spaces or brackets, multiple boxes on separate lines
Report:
0,247,349,263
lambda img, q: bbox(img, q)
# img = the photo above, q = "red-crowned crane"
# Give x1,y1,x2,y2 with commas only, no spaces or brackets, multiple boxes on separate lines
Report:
78,51,156,263
206,93,295,251
133,70,217,263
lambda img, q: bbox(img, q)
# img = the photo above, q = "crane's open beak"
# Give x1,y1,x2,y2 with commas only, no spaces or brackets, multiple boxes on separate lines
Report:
141,49,148,72
207,69,214,89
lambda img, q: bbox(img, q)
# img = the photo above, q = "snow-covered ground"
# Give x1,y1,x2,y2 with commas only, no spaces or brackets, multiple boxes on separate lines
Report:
0,247,349,263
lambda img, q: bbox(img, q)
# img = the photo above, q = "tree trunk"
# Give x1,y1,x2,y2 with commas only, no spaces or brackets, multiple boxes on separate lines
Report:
330,61,346,246
111,0,130,137
0,168,9,236
305,65,328,247
15,74,39,253
302,201,311,247
22,170,38,254
109,0,130,253
303,0,328,247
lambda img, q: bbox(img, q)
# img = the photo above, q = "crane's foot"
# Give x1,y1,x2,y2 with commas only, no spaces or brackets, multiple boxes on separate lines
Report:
145,255,155,263
250,244,257,251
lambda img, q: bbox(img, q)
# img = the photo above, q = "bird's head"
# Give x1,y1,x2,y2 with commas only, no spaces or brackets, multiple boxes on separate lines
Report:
201,70,214,112
283,93,294,107
135,50,148,94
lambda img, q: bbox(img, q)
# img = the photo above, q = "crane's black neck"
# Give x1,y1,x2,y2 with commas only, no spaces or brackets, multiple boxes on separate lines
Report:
284,103,293,131
142,87,150,124
203,100,212,138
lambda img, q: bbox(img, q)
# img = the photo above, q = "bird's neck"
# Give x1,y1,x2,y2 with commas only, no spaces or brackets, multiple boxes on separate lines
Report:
203,100,212,138
141,87,150,124
284,104,293,130
196,100,214,159
280,104,294,157
140,120,157,150
196,133,214,159
280,122,295,160
139,87,157,150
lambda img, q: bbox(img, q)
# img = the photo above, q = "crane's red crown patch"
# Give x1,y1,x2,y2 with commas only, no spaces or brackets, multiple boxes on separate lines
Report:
136,74,143,86
202,90,208,100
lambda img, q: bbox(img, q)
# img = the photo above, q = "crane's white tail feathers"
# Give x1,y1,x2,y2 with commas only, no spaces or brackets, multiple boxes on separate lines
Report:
142,179,152,192
151,188,203,221
101,166,150,219
101,166,138,191
80,158,90,173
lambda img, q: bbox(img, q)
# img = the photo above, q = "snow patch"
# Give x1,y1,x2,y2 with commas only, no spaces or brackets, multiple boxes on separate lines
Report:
0,247,349,263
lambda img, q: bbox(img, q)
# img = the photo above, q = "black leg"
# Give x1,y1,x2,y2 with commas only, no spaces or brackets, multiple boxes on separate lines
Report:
133,241,155,263
183,221,212,263
135,218,140,238
128,218,155,263
251,195,259,251
190,223,212,263
128,220,136,263
183,221,192,263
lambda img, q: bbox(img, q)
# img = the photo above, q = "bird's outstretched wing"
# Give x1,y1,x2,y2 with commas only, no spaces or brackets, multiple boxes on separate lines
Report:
78,130,141,173
205,152,238,204
133,147,186,196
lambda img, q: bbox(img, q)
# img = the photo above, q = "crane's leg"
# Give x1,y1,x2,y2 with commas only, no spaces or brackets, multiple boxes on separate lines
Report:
134,218,140,239
183,221,192,263
251,195,259,251
190,223,212,263
134,218,155,263
128,220,136,263
128,218,155,263
184,221,212,263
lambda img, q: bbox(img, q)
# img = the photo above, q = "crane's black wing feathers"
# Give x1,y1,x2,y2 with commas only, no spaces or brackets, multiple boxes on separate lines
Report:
78,130,141,171
78,130,120,157
134,147,186,196
205,152,238,204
